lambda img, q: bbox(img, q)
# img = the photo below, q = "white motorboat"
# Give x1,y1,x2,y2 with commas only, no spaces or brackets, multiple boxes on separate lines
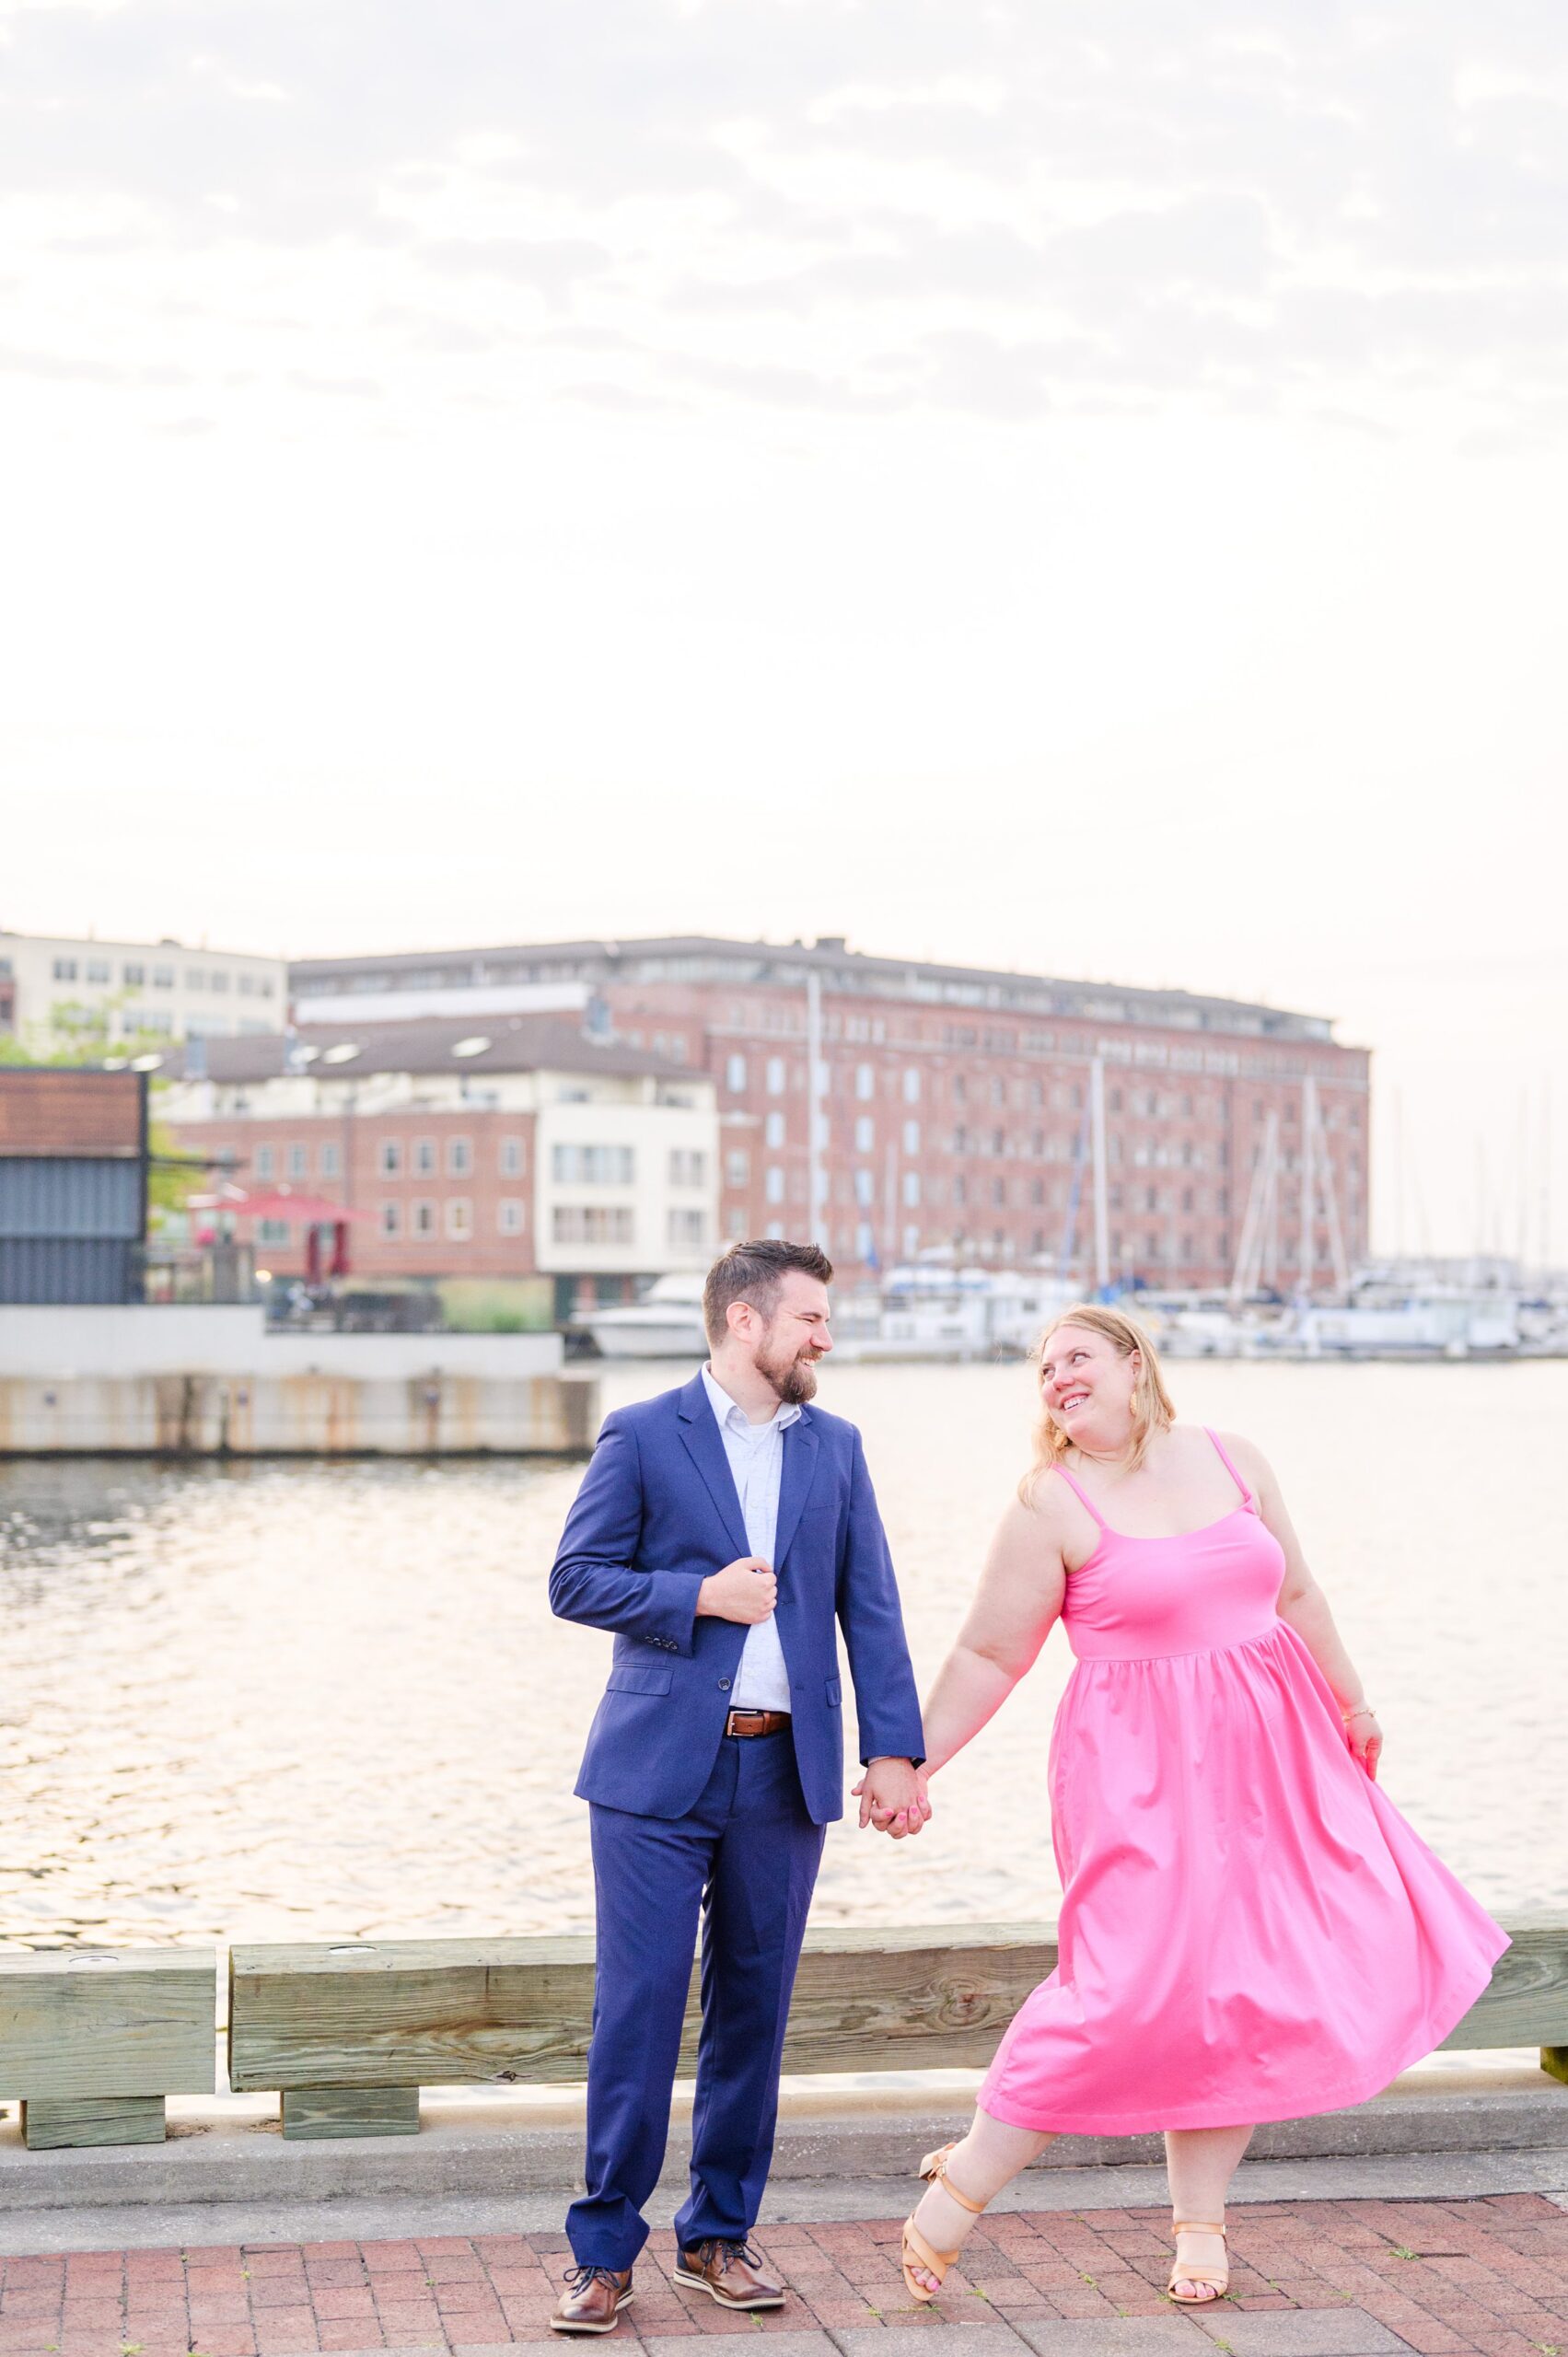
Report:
580,1272,709,1359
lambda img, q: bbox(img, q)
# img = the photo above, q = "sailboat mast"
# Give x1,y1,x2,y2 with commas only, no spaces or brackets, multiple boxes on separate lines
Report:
1090,1055,1110,1294
805,967,828,1253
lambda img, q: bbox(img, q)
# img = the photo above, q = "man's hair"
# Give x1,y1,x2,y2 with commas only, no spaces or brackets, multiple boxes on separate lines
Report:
703,1238,833,1347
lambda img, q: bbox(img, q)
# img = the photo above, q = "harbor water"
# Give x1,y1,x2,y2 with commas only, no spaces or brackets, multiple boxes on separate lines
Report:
0,1358,1562,1949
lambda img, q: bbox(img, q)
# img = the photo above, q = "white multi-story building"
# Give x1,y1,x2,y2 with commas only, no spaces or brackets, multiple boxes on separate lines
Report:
0,930,285,1051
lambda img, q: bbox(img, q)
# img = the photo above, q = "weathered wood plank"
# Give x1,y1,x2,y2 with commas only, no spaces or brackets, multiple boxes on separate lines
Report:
281,2087,420,2140
20,2096,166,2150
1435,1922,1568,2049
0,1950,215,2097
229,1919,1566,2096
228,1925,1060,2091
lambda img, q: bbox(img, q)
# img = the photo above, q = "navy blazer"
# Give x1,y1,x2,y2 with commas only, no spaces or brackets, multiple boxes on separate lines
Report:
549,1373,924,1826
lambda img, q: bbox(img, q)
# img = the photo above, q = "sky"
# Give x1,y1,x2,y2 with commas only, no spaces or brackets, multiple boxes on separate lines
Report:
3,0,1565,1261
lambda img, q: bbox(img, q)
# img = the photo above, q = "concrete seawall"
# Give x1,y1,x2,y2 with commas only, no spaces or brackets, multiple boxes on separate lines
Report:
0,1307,598,1454
0,1369,598,1454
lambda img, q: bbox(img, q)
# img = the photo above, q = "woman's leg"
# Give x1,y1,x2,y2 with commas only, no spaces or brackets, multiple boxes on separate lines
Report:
1163,2123,1253,2299
906,2108,1055,2293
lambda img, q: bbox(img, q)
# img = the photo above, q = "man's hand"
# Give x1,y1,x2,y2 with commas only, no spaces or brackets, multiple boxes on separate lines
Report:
696,1557,777,1623
852,1758,931,1838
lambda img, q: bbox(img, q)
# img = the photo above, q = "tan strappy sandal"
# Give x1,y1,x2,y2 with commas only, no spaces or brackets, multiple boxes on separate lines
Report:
1165,2219,1229,2304
900,2141,986,2305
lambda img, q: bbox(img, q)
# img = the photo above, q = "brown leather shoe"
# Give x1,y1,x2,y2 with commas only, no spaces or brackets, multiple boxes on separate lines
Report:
674,2238,784,2309
549,2263,634,2333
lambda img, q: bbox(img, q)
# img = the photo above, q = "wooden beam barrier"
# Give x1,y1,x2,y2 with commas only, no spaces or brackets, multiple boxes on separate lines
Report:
0,1949,216,2149
229,1920,1568,2138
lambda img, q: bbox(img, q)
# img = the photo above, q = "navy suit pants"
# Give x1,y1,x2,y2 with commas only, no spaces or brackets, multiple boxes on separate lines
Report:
566,1729,826,2269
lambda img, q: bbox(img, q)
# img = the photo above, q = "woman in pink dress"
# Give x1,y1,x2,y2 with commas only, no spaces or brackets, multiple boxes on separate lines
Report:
897,1303,1508,2308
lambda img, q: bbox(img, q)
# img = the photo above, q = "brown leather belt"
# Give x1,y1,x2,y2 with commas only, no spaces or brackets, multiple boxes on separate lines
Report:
724,1709,791,1739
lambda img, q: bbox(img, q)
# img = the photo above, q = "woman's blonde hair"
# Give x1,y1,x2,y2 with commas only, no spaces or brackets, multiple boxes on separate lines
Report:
1018,1302,1177,1504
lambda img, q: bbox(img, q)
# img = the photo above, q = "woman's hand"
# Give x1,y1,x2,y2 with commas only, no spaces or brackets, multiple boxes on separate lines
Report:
1343,1705,1383,1782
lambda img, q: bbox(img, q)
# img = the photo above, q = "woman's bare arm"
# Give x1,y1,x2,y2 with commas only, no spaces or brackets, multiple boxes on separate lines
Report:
1227,1432,1382,1777
917,1487,1070,1777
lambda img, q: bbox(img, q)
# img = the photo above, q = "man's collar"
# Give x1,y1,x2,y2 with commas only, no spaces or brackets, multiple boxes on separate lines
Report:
702,1362,802,1433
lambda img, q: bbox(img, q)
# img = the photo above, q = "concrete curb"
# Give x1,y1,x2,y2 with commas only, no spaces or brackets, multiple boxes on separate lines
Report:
0,2079,1563,2213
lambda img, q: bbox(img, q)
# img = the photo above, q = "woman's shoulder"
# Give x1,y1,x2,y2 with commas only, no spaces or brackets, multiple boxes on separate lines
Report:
1172,1420,1272,1483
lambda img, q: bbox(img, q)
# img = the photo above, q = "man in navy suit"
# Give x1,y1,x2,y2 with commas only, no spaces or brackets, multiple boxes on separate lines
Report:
547,1238,926,2334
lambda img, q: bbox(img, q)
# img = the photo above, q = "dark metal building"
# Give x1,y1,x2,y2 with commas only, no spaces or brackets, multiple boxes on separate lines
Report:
0,1069,148,1304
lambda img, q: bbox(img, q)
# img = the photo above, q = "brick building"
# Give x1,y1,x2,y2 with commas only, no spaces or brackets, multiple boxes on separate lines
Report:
157,1015,718,1318
289,938,1371,1294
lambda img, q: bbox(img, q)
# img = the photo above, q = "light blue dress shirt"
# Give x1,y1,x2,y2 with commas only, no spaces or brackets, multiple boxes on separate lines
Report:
702,1364,799,1712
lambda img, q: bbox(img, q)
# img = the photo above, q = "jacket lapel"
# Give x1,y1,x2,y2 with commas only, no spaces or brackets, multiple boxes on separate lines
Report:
675,1373,750,1562
772,1411,820,1572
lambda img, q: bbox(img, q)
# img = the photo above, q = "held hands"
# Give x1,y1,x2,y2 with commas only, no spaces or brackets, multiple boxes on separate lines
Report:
696,1556,778,1624
852,1759,932,1839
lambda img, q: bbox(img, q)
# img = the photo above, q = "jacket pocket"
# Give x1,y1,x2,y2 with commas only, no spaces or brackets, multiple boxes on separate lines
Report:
607,1663,674,1698
825,1678,842,1708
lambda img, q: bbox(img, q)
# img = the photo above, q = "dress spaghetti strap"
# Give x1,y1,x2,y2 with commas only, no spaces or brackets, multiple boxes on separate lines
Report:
1052,1464,1107,1527
1204,1427,1253,1509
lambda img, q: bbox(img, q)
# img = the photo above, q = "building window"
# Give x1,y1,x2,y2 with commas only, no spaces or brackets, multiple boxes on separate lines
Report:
902,1067,920,1104
286,1144,308,1178
414,1137,436,1176
185,969,206,991
499,1135,525,1178
120,961,143,986
726,1053,748,1093
903,1120,919,1154
256,1217,289,1245
902,1224,919,1256
854,1115,874,1153
668,1148,707,1188
209,970,229,993
766,1056,786,1095
726,1148,749,1187
726,1206,749,1239
498,1198,524,1236
139,1007,174,1035
856,1063,875,1101
447,1136,472,1177
552,1144,634,1185
319,1143,341,1178
412,1200,436,1237
238,973,255,995
854,1168,874,1207
446,1198,472,1239
953,1175,968,1206
553,1205,635,1245
381,1202,401,1238
902,1171,921,1208
259,977,274,997
52,958,77,981
379,1141,401,1176
668,1208,706,1248
765,1167,785,1205
992,1178,1006,1207
254,1144,276,1179
153,966,174,988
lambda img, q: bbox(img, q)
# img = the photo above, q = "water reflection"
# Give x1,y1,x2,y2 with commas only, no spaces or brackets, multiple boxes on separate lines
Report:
0,1360,1561,1947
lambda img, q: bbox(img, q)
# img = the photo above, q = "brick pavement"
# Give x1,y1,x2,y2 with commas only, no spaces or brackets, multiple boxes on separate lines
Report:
0,2198,1562,2357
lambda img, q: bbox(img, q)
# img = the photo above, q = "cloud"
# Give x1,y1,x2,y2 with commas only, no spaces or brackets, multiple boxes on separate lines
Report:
2,0,1567,433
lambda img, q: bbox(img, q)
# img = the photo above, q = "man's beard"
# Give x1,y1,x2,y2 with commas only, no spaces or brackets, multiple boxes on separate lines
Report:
758,1333,821,1405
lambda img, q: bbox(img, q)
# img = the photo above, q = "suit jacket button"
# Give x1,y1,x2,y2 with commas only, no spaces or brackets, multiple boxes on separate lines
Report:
718,1678,731,1691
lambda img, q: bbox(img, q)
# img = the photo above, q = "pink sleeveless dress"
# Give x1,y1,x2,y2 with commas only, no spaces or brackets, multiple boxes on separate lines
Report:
977,1431,1509,2135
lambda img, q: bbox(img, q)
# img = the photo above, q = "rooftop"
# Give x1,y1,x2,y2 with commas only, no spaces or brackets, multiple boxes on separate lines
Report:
159,1012,702,1086
289,934,1340,1042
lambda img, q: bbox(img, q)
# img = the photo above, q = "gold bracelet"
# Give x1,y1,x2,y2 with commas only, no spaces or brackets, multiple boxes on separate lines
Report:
1341,1702,1378,1723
